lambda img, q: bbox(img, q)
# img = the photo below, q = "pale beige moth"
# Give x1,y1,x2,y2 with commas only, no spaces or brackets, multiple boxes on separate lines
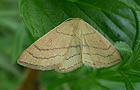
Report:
17,18,121,72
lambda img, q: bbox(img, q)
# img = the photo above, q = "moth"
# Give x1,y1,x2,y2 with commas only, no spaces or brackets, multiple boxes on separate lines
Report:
17,18,121,72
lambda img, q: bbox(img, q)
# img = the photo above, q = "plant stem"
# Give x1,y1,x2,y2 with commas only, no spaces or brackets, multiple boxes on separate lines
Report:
132,9,139,52
16,69,41,90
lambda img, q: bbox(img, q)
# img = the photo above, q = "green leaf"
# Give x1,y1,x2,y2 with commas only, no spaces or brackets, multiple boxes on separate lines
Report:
0,18,20,31
0,71,19,90
131,10,140,52
124,71,140,77
67,0,77,2
127,47,140,66
120,71,135,90
114,41,132,54
0,52,21,76
118,0,140,11
0,10,18,16
11,23,27,63
68,0,129,10
19,0,136,47
47,75,78,90
94,80,110,90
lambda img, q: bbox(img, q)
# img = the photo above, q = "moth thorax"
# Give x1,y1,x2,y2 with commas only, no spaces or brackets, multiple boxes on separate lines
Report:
72,22,81,36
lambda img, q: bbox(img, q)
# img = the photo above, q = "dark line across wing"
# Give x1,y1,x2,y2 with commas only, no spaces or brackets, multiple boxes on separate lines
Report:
66,53,81,60
34,44,111,51
57,61,82,71
26,50,80,60
56,28,96,36
26,50,66,60
82,44,111,50
84,59,121,66
83,50,116,58
18,60,61,68
34,45,80,51
56,29,74,36
96,59,121,64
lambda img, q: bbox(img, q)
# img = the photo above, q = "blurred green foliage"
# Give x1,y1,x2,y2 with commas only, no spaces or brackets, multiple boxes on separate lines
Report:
0,0,140,90
0,0,24,90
